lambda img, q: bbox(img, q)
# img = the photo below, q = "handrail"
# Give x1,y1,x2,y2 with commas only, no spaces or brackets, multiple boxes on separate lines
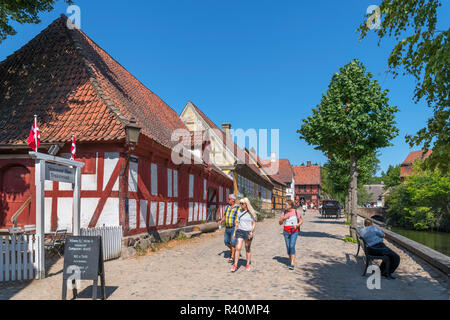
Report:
10,196,32,228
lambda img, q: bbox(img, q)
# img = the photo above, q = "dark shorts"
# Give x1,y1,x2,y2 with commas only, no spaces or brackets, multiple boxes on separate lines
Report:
235,229,252,241
224,227,237,247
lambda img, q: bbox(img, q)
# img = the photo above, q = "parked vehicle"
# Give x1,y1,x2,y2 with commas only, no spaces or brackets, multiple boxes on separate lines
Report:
321,200,342,219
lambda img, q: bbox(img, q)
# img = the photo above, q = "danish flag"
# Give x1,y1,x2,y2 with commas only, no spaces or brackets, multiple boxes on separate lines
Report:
27,116,40,152
71,135,76,160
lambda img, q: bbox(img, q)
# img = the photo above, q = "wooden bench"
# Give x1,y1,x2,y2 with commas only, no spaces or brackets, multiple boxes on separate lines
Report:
353,227,391,277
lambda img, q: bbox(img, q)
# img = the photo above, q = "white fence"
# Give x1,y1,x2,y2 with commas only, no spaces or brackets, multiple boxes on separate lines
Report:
0,235,39,282
81,226,122,261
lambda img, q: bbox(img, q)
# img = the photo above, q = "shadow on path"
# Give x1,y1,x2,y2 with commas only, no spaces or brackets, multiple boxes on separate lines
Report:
72,285,119,300
273,256,290,267
312,220,347,225
296,251,448,300
299,231,343,241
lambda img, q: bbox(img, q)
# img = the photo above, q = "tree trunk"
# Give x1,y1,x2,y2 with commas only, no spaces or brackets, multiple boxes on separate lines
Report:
344,196,349,218
349,157,358,238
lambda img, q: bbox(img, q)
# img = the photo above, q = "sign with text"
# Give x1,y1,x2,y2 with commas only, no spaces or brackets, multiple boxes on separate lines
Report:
45,163,76,184
62,236,105,300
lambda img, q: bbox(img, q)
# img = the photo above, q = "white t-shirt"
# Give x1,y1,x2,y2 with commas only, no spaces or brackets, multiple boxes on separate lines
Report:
237,211,255,232
283,210,301,227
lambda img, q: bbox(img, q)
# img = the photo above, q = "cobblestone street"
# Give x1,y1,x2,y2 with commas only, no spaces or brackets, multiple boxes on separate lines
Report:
1,210,448,300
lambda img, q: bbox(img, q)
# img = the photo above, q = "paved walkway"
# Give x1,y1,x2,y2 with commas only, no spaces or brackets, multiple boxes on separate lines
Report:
1,210,449,300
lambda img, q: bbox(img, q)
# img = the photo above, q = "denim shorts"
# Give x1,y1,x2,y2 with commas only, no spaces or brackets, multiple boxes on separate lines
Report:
224,227,237,247
235,229,252,241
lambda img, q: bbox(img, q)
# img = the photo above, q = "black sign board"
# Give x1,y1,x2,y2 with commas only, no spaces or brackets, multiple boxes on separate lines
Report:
62,236,106,300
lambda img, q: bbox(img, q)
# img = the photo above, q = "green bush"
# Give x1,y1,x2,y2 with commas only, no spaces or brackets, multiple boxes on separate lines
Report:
385,163,450,232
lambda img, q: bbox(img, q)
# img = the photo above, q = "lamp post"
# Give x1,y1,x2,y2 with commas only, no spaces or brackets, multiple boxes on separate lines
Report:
125,118,141,149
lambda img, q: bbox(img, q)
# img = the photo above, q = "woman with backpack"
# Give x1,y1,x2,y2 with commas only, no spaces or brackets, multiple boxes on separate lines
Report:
231,198,257,272
279,200,303,270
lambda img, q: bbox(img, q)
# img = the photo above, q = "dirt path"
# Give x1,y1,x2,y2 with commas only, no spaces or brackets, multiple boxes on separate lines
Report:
1,210,448,300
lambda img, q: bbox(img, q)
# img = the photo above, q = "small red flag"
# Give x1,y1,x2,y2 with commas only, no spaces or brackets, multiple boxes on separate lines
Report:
27,117,40,152
71,135,76,160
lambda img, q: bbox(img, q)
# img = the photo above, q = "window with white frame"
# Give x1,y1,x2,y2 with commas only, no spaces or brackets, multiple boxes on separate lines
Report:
203,179,207,201
173,170,178,197
151,163,158,196
189,174,194,198
168,168,173,197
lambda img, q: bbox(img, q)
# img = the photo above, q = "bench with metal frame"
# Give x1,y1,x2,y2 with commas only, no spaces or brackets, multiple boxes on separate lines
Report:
44,229,68,257
353,227,391,277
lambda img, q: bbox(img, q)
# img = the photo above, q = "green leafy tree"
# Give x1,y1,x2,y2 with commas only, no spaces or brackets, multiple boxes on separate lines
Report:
385,162,450,231
358,0,449,173
298,59,398,237
358,185,372,206
0,0,72,42
381,164,402,188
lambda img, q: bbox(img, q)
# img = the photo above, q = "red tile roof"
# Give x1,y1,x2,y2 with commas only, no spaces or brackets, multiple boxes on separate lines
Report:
400,150,432,179
270,159,294,184
401,150,433,166
0,15,186,148
293,165,321,186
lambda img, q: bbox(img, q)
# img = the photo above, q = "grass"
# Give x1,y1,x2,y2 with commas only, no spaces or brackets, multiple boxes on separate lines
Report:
344,236,358,244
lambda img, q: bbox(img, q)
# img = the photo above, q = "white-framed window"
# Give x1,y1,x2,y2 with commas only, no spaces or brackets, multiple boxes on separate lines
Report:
203,179,207,201
151,163,158,196
168,168,173,197
173,170,178,197
128,156,138,193
189,174,194,198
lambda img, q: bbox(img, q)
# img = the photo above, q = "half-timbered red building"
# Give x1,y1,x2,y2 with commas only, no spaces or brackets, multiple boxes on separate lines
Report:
292,162,322,207
0,16,232,236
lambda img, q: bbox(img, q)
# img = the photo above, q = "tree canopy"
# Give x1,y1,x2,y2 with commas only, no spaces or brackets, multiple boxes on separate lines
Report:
298,59,398,160
0,0,72,42
358,0,449,173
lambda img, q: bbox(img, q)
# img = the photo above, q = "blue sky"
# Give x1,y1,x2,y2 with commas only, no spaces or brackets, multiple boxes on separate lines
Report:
1,0,448,174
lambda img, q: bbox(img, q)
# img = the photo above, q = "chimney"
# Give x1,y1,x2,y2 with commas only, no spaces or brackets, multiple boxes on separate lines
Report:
222,123,231,140
307,161,311,167
271,152,277,163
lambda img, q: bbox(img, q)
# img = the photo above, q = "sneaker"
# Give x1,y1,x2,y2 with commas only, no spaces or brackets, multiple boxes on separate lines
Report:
288,265,295,270
245,265,251,271
230,265,237,273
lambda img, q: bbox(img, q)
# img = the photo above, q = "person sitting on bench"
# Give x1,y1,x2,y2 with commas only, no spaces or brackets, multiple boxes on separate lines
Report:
359,219,401,279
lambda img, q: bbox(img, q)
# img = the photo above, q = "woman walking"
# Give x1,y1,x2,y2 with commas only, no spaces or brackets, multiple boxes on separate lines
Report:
279,200,303,270
231,198,257,272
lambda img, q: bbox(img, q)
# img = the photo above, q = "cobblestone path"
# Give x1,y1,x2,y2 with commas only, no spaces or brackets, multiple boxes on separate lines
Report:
1,210,448,300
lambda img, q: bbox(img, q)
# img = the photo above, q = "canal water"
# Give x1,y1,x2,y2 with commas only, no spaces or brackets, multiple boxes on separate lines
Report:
390,227,450,257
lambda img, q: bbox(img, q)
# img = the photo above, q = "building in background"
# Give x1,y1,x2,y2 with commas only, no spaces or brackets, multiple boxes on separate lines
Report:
293,162,322,208
363,185,387,208
268,159,295,202
245,150,286,212
0,16,232,236
400,150,432,183
180,101,274,211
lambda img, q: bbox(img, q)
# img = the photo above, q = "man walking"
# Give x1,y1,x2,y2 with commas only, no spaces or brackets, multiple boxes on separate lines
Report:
219,194,241,263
